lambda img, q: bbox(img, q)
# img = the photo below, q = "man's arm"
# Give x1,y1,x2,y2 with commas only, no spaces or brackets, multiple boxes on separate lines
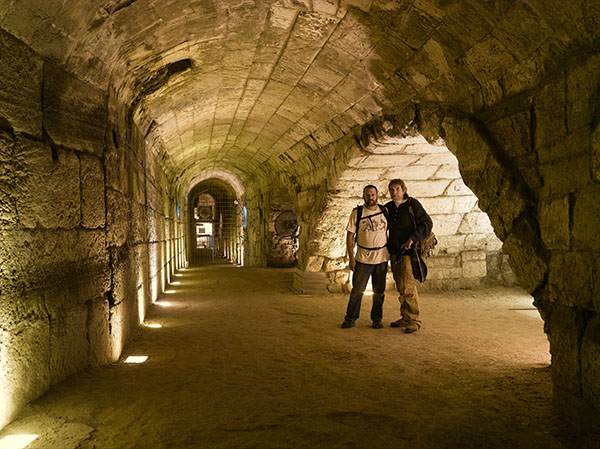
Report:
346,231,356,271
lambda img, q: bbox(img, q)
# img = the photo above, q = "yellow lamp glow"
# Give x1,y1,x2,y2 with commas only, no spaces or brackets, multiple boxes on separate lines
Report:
171,281,181,285
0,434,38,449
155,301,172,307
124,356,148,364
164,290,176,294
144,323,163,328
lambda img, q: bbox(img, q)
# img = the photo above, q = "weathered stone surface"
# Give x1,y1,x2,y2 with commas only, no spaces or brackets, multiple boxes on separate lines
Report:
464,234,503,252
548,252,595,310
0,313,51,429
503,217,548,294
539,196,570,250
80,153,106,229
385,164,440,181
48,301,89,383
445,179,473,196
545,304,584,396
305,256,324,272
462,260,487,278
15,138,80,229
43,62,106,156
571,188,600,252
431,213,463,236
0,28,43,136
582,315,600,410
0,131,17,226
106,189,131,246
458,211,494,234
420,196,477,215
406,179,450,197
87,296,112,367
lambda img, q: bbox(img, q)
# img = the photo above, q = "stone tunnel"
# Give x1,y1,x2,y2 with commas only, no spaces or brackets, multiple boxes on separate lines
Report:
1,0,600,447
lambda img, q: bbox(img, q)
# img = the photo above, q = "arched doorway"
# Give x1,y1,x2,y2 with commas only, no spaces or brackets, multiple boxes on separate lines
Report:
187,178,243,266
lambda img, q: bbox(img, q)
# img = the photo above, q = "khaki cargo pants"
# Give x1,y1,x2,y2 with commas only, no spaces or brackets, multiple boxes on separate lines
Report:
390,254,422,327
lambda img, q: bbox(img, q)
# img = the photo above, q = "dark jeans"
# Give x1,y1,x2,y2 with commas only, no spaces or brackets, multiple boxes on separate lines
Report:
345,261,387,322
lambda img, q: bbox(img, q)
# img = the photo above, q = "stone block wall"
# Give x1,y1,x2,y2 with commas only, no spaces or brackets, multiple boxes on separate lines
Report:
415,51,600,421
298,133,515,293
0,29,185,430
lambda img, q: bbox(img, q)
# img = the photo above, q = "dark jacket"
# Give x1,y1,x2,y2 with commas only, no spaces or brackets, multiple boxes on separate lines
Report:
385,197,433,255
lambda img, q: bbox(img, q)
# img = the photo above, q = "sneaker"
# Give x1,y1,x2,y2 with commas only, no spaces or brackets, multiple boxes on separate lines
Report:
372,321,383,329
390,317,411,328
404,323,420,333
341,319,356,329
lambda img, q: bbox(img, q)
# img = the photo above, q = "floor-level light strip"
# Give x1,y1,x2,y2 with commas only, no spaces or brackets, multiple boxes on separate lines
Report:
0,434,38,449
124,356,148,364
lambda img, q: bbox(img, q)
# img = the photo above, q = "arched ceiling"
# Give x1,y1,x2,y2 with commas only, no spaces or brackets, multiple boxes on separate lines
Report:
1,0,597,190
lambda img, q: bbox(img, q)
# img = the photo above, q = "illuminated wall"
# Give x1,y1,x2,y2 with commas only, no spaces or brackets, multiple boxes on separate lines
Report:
0,31,186,430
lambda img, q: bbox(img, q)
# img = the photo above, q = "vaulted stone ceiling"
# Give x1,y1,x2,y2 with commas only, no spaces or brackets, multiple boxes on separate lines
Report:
1,0,597,189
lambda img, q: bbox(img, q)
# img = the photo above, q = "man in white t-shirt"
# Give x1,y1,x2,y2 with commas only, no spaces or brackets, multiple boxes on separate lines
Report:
341,185,390,329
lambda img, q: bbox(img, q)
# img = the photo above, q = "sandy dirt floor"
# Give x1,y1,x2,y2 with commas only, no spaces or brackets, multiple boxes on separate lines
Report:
2,265,599,448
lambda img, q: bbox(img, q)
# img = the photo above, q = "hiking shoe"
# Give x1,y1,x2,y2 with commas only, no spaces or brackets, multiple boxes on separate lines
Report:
341,319,356,329
390,317,411,328
372,321,383,329
404,323,420,333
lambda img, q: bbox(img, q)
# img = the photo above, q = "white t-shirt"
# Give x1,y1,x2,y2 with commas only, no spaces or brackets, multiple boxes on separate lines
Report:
346,205,389,264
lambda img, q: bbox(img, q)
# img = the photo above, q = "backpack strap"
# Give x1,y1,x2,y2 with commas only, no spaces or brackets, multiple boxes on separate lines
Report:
354,205,388,251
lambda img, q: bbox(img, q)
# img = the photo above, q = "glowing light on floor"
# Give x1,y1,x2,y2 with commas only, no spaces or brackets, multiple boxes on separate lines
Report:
144,323,163,328
124,356,148,364
174,274,183,277
0,434,38,449
164,289,176,294
155,301,172,307
171,281,181,285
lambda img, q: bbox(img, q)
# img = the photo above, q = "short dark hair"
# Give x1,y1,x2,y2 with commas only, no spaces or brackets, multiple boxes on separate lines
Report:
388,179,408,199
363,184,378,194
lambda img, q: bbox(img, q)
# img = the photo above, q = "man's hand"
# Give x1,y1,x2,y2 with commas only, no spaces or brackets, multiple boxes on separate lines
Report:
401,237,414,251
349,258,356,272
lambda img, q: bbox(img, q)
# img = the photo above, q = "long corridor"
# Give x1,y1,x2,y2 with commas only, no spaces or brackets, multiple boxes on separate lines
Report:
0,266,576,449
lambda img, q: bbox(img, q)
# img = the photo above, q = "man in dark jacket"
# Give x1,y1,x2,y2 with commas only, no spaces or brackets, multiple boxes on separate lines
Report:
385,179,433,333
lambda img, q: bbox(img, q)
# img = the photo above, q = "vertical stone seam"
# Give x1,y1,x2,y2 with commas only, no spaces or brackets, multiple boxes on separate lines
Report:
77,152,83,227
564,69,569,135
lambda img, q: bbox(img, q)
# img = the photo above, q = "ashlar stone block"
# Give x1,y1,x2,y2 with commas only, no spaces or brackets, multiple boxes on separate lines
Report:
445,179,474,196
44,62,107,156
539,196,570,250
408,179,450,197
305,256,324,272
385,165,439,181
0,28,43,136
15,139,80,229
80,154,106,229
431,213,463,236
582,315,600,411
572,188,600,252
458,211,494,234
462,260,487,278
48,301,89,383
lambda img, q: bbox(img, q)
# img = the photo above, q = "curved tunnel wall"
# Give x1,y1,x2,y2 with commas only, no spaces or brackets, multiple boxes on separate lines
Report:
0,30,185,429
